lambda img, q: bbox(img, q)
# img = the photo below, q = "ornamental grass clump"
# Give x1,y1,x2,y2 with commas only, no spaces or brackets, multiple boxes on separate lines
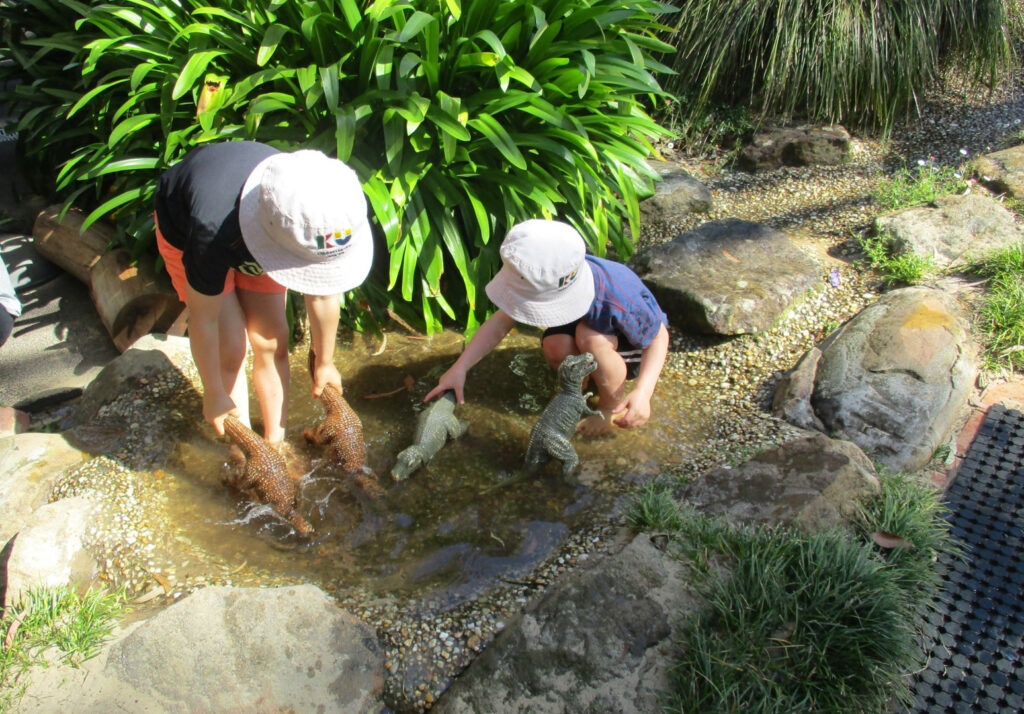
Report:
624,473,954,711
667,526,921,713
660,0,1013,136
0,0,674,331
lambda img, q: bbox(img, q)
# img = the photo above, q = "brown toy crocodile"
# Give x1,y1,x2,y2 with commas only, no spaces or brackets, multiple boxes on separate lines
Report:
304,348,383,498
223,415,313,536
304,382,367,473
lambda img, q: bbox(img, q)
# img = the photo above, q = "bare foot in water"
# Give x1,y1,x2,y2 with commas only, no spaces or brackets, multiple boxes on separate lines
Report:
267,440,309,481
577,411,615,437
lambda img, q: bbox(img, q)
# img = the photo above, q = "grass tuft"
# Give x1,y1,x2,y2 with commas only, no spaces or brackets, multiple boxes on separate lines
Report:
965,241,1024,372
855,472,959,612
627,482,686,533
870,163,969,211
859,231,936,287
0,586,124,713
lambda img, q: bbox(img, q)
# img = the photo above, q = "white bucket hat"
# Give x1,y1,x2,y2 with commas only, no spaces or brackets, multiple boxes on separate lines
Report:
238,150,373,295
484,219,594,327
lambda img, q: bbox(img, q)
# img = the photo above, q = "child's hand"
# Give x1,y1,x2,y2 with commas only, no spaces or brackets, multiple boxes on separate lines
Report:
611,391,652,429
310,361,343,399
203,391,238,436
424,366,467,404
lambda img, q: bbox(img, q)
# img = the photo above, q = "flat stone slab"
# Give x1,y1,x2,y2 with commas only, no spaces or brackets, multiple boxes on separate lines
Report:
679,433,880,532
739,125,851,172
873,193,1023,269
639,160,713,226
16,585,385,713
974,144,1024,198
632,219,821,335
0,432,87,545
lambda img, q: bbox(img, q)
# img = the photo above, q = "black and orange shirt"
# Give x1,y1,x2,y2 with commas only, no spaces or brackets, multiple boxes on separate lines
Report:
155,141,279,295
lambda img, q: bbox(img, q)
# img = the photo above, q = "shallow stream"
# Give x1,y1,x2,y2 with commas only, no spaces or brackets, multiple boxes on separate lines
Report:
73,328,707,612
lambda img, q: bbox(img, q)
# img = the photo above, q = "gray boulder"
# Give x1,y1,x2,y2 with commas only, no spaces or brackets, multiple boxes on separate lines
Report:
873,193,1023,270
435,533,700,714
2,496,98,608
73,333,195,426
17,584,384,713
639,160,713,226
738,125,851,172
632,219,821,335
974,144,1024,198
0,432,87,545
679,433,880,532
773,287,977,472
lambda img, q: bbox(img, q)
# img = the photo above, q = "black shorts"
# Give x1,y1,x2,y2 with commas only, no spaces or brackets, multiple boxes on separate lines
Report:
542,321,642,380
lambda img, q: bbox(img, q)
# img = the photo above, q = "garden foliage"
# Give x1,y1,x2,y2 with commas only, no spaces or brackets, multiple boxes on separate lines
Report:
660,0,1014,135
0,0,674,331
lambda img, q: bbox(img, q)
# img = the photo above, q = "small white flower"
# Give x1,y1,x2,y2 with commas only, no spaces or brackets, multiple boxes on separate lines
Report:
917,158,926,166
960,148,969,156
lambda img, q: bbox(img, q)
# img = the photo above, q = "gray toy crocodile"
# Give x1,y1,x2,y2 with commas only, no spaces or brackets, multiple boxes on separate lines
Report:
524,352,601,478
391,390,469,480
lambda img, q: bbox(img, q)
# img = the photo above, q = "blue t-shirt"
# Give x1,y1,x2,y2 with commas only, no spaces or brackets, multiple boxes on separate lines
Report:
578,255,667,349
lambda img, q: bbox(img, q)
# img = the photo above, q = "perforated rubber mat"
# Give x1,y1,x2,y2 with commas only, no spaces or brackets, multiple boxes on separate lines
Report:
906,404,1024,713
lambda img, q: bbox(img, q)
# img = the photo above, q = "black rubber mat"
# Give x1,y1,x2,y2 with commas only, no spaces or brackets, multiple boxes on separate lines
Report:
906,404,1024,713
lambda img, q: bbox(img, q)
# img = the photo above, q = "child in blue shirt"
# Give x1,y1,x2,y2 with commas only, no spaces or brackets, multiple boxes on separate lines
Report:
425,219,669,435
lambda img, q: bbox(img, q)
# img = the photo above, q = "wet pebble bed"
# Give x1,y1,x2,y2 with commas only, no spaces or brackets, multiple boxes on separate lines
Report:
35,63,1024,712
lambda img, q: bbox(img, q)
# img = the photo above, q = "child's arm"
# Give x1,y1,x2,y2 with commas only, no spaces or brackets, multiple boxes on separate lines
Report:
424,309,515,403
612,323,669,429
185,287,236,435
305,293,343,398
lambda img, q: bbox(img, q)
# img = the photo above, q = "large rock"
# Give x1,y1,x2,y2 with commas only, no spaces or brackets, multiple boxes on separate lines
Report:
2,495,98,607
66,333,198,469
679,433,880,532
873,193,1023,269
632,219,821,335
0,432,87,545
72,333,195,426
974,144,1024,198
738,125,851,172
773,287,977,472
17,585,384,713
435,533,700,714
639,160,713,226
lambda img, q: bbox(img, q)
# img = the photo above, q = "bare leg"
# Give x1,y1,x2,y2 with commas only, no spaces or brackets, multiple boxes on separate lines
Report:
575,323,625,436
218,291,251,428
541,333,577,371
237,289,290,444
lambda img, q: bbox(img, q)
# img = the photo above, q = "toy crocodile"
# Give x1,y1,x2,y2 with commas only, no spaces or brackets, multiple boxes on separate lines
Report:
304,348,367,474
304,348,385,499
223,415,313,535
524,352,601,478
391,390,469,481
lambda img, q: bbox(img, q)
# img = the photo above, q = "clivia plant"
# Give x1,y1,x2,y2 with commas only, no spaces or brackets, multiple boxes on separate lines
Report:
0,0,675,332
